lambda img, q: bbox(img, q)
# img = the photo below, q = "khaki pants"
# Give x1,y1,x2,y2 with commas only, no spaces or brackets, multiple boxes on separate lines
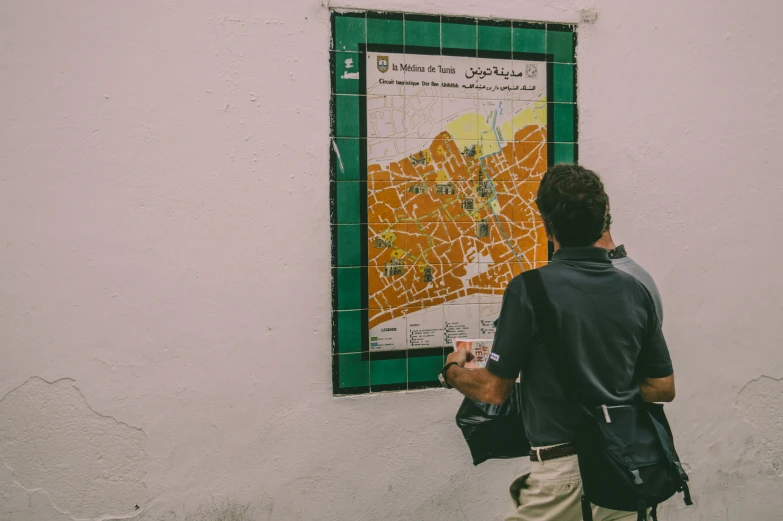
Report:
505,454,637,521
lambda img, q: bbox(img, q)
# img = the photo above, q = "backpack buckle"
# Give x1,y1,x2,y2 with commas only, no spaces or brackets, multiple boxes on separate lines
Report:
630,468,644,486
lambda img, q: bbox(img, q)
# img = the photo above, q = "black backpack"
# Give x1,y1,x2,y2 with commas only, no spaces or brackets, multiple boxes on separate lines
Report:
522,269,693,521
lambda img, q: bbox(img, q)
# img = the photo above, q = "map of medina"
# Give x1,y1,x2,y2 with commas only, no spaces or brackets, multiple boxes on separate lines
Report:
365,51,549,351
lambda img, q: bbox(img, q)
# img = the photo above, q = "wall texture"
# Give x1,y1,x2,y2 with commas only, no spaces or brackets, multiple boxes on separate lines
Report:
0,0,781,520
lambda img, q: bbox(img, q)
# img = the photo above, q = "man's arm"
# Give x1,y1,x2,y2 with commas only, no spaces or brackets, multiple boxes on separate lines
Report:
444,349,515,405
640,374,675,403
637,282,675,403
442,277,529,405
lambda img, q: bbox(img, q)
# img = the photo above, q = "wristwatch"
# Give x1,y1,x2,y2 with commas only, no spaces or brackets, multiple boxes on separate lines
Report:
438,361,463,389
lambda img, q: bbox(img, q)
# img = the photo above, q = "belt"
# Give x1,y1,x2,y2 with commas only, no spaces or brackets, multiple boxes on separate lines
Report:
529,443,578,462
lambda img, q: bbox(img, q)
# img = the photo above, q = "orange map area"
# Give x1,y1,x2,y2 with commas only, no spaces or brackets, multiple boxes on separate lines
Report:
368,125,549,329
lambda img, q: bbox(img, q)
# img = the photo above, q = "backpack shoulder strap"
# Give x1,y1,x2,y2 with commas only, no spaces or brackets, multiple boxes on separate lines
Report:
520,268,582,404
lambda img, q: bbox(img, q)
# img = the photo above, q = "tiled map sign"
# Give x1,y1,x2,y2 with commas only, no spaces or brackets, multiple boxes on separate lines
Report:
331,11,578,395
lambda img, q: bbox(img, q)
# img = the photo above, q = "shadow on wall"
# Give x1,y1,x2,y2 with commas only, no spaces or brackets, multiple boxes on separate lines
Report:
0,377,147,520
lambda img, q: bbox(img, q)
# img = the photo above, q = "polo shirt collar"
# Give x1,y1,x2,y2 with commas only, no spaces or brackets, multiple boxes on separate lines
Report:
552,246,611,263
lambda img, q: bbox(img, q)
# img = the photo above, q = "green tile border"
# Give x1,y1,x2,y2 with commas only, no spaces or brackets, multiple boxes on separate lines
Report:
330,138,363,181
551,63,576,102
367,11,404,46
547,24,576,63
331,181,363,224
333,267,363,311
441,16,477,53
332,94,361,137
334,353,370,391
333,225,362,266
332,12,366,52
332,348,445,394
552,103,576,142
330,11,578,395
513,22,546,55
477,20,511,53
552,143,578,165
332,51,362,94
333,310,364,353
404,14,440,49
408,352,445,383
370,350,407,388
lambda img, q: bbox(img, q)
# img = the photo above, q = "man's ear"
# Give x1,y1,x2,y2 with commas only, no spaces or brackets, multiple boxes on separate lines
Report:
542,219,554,242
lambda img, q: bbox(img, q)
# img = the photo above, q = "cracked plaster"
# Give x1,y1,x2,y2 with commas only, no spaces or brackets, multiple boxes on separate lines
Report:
0,378,147,520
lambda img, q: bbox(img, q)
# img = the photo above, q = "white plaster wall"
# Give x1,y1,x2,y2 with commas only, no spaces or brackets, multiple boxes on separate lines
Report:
1,0,781,519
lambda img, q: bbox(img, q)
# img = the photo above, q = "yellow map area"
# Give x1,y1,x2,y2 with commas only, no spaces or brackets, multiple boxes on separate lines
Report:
367,120,549,329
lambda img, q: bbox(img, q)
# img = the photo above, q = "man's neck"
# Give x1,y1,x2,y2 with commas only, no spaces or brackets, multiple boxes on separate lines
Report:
595,231,616,251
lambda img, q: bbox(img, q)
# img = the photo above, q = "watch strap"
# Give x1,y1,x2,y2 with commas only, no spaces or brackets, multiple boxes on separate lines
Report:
439,361,463,388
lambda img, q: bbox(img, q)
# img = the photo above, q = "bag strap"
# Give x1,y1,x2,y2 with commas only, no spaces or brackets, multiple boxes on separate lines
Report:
581,496,593,521
521,269,585,406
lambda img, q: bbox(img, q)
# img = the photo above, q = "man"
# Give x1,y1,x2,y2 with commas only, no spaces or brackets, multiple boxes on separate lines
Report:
440,165,675,521
595,228,663,324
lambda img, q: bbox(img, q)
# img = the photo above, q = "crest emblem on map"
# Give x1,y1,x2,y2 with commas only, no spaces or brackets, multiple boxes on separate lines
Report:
377,56,389,73
525,64,538,79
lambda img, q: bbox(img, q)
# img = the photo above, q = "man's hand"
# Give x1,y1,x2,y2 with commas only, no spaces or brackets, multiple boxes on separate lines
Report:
442,350,515,405
446,348,474,369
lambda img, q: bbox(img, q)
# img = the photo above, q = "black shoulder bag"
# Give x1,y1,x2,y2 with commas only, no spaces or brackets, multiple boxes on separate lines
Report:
455,383,530,466
521,269,693,521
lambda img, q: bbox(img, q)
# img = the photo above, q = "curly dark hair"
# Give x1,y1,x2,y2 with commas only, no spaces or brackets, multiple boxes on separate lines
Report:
535,164,609,247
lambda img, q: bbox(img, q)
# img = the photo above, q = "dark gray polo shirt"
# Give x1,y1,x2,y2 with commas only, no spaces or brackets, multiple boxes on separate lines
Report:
486,247,673,447
613,255,663,324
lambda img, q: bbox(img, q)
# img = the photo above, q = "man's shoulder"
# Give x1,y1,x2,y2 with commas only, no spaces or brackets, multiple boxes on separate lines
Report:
613,256,663,321
539,257,639,283
506,269,530,296
613,256,654,279
505,265,555,304
540,257,655,306
510,262,560,287
612,257,660,295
